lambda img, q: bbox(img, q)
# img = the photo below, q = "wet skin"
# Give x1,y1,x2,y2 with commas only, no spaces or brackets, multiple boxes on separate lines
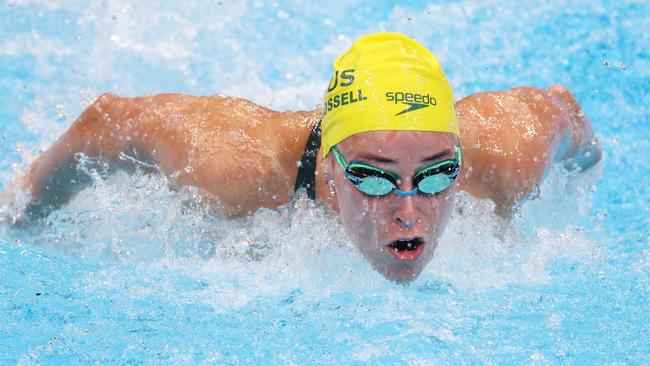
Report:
0,85,602,282
323,131,458,282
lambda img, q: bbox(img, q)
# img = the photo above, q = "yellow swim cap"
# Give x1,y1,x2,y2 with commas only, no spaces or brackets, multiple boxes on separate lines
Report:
321,32,459,157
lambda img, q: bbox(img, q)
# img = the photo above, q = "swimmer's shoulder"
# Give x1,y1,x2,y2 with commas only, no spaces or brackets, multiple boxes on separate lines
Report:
92,92,321,157
95,92,320,129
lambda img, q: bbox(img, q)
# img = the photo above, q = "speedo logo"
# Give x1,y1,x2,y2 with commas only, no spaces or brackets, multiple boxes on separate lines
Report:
386,91,437,116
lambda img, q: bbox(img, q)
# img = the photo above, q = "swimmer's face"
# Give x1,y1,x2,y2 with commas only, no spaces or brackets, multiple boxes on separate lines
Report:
325,131,458,283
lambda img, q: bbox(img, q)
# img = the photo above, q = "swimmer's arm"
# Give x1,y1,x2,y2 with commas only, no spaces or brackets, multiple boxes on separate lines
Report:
0,92,315,222
456,85,602,216
0,93,155,222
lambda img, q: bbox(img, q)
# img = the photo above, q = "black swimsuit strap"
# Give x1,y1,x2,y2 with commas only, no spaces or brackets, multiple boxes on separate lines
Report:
293,119,322,199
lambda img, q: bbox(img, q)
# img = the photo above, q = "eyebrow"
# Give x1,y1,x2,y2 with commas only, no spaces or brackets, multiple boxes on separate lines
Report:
420,149,453,163
355,148,453,165
356,153,398,164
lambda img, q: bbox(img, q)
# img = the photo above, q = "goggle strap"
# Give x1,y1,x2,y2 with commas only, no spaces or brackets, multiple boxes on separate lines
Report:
331,145,349,170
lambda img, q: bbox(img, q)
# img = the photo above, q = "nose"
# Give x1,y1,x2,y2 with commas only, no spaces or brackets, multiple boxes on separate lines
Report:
395,195,419,229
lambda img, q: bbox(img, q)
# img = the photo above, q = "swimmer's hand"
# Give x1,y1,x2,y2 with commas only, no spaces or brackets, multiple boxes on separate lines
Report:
456,85,601,217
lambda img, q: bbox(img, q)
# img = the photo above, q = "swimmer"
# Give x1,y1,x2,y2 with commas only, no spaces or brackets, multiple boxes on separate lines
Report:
0,33,601,282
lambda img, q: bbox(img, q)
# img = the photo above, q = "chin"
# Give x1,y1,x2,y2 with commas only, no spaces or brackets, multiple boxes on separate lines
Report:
378,240,437,284
378,262,426,284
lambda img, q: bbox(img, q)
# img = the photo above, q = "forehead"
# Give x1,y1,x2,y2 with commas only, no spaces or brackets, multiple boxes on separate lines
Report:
337,130,457,160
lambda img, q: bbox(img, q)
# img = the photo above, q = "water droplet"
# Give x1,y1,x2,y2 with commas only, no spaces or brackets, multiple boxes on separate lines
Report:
276,10,289,19
230,131,241,142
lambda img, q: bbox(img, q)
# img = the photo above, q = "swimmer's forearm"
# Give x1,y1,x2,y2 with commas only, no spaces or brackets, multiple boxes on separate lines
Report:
546,85,602,171
7,93,124,220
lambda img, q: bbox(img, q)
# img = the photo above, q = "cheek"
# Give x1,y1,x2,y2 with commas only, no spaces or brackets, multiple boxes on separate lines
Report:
334,180,386,242
425,188,455,237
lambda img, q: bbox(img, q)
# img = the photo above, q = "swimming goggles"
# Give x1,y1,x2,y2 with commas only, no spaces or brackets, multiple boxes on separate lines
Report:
330,144,461,197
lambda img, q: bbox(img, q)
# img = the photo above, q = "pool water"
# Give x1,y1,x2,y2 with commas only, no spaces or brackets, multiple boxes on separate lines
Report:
1,1,648,364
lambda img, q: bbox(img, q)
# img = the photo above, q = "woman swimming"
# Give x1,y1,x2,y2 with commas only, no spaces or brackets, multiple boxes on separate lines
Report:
0,33,601,282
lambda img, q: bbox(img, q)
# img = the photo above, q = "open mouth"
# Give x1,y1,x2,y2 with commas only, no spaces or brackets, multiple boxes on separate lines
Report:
387,237,425,262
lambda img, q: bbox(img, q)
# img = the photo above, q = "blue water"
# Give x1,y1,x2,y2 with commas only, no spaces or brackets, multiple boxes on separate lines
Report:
1,1,648,364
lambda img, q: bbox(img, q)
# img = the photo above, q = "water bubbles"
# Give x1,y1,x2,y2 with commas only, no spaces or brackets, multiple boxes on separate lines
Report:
276,10,290,20
530,351,545,361
328,180,336,197
228,130,241,142
234,239,250,256
55,103,66,119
